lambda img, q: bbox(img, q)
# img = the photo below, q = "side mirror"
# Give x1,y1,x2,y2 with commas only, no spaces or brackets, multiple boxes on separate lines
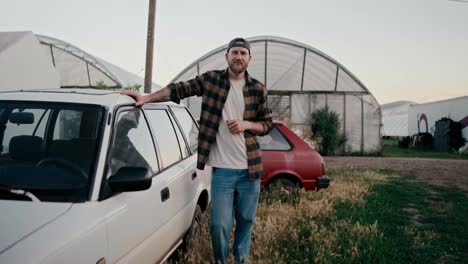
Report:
9,112,34,124
108,167,152,192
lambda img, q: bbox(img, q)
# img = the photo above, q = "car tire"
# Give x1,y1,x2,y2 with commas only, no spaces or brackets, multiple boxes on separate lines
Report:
268,177,300,196
182,204,203,252
271,178,297,189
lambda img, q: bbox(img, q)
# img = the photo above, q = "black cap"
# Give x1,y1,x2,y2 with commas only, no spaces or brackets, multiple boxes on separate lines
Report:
227,37,250,54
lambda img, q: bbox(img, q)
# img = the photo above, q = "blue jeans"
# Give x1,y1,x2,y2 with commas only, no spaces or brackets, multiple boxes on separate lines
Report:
210,167,260,264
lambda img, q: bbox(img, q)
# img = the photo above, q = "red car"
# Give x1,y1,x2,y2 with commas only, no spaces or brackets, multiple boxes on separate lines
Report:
258,121,330,191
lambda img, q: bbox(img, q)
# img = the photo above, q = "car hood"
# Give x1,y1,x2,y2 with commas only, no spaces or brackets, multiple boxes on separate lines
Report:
0,201,72,254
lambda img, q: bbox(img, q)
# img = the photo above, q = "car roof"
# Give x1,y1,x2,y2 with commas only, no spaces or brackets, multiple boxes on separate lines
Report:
0,88,181,109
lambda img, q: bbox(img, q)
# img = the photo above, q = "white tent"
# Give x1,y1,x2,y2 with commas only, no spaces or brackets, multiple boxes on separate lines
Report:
0,31,161,92
0,31,60,91
171,36,382,153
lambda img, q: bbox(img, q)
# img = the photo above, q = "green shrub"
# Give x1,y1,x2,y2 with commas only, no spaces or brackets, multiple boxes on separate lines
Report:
123,84,141,91
309,106,345,155
95,81,108,90
95,81,141,92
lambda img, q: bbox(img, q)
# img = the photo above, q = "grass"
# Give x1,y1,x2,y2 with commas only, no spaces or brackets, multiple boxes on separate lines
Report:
382,138,468,159
320,175,468,263
171,168,468,263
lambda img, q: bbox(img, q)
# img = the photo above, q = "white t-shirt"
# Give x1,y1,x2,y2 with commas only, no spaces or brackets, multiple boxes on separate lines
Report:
207,78,247,169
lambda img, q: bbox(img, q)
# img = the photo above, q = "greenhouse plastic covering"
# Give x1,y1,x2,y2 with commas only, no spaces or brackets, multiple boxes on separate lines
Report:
172,36,382,153
1,31,60,90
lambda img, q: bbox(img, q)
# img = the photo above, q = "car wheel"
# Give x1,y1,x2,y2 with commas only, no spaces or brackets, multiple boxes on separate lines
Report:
183,204,203,251
270,178,298,195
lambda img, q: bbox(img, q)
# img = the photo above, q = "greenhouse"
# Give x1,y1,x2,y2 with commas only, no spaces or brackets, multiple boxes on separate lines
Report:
0,31,161,91
171,36,382,153
37,34,161,90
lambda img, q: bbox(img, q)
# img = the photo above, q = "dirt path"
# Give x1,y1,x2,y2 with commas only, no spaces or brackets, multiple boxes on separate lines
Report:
324,157,468,191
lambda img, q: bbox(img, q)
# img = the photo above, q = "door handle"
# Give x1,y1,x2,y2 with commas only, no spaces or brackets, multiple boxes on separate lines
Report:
192,172,197,180
161,187,170,202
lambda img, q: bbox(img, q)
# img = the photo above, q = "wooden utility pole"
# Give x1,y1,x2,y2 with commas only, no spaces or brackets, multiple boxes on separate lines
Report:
144,0,157,93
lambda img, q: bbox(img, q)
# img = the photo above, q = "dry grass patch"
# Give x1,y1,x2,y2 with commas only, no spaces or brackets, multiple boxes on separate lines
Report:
171,169,468,263
170,169,388,263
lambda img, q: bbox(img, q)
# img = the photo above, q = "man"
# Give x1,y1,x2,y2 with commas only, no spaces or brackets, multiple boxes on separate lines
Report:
122,37,272,263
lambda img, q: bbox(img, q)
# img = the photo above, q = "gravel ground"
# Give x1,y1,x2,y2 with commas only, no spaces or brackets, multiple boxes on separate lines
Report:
324,157,468,191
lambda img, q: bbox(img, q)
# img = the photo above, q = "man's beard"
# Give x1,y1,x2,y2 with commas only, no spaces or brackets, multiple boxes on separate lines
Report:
229,60,247,74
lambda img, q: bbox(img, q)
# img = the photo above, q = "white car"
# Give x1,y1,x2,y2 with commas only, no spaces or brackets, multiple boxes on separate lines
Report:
0,89,211,264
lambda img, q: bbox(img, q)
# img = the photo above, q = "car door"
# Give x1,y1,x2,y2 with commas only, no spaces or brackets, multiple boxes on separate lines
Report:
144,108,197,239
168,106,202,203
101,108,177,263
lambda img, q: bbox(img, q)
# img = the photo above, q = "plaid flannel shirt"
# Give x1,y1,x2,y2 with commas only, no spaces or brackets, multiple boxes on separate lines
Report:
168,69,273,180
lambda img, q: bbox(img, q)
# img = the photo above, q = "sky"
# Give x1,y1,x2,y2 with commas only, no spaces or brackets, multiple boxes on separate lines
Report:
1,0,467,104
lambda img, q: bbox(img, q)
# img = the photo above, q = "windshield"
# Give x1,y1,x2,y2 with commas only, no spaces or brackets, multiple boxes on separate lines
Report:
0,101,105,202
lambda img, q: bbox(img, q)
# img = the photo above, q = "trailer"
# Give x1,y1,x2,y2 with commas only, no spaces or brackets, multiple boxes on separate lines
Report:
408,96,468,142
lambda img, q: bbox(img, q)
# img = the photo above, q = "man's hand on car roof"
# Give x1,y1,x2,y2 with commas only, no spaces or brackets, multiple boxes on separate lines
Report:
121,90,147,107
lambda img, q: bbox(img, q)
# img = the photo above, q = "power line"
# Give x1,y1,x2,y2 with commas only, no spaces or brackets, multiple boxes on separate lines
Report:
448,0,468,3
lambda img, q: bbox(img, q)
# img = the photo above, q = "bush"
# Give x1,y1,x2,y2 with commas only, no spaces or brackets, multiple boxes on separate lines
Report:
123,84,142,91
95,81,141,92
95,81,108,90
309,106,345,155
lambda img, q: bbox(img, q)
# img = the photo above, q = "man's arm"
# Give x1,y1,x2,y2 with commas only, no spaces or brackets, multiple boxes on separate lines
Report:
121,73,207,106
226,120,265,134
252,85,273,136
227,85,273,135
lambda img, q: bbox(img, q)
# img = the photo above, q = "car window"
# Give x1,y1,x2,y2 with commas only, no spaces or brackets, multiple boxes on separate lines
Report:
257,126,291,151
1,108,48,154
168,112,189,158
0,102,105,203
53,110,82,140
33,110,51,138
145,110,182,169
108,110,158,177
170,107,198,154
